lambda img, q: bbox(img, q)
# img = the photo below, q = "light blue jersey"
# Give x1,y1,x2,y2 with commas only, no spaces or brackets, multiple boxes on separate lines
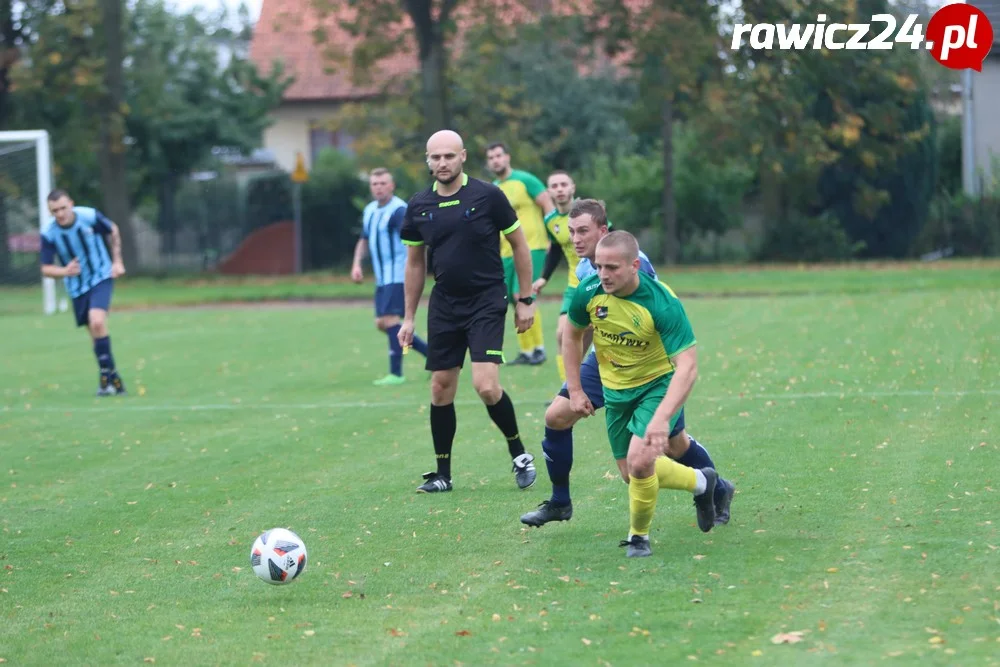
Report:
362,196,408,286
575,249,657,283
40,207,114,299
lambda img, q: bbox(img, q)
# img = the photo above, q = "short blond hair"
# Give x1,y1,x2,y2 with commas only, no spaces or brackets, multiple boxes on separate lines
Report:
369,167,392,179
596,230,639,262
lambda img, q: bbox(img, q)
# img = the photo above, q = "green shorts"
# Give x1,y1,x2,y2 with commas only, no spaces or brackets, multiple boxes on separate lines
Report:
560,285,577,315
503,249,548,301
604,374,685,460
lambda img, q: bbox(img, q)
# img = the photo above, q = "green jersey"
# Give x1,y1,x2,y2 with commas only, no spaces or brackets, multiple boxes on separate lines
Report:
567,271,696,390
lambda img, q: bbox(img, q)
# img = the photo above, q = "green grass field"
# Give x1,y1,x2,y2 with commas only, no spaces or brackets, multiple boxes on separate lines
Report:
2,262,999,665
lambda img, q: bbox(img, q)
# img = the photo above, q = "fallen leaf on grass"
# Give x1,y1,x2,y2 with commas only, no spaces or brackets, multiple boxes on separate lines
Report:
771,631,807,644
302,630,315,637
455,630,471,636
751,649,763,657
388,628,405,637
581,638,592,646
928,636,945,645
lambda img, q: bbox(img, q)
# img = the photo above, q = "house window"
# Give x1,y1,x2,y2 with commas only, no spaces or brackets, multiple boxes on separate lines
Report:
309,123,355,163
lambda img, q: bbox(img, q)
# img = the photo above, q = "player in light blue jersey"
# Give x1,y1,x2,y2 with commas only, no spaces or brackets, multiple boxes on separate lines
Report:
40,189,127,396
351,168,428,385
520,199,735,528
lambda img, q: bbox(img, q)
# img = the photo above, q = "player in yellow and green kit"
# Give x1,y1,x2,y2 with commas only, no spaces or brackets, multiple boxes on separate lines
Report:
486,142,554,366
564,230,721,558
531,170,580,382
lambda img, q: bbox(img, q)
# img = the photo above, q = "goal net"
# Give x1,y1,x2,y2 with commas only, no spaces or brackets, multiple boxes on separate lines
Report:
0,130,58,313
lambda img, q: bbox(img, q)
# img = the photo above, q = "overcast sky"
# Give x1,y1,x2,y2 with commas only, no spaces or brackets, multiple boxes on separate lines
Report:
168,0,263,23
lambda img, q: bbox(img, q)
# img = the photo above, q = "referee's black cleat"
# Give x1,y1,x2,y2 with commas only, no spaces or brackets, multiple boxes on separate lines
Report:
528,349,547,365
512,453,537,489
416,472,452,493
520,500,572,526
693,468,718,532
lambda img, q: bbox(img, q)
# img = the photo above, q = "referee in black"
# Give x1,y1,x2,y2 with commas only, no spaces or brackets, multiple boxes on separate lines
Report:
398,129,539,494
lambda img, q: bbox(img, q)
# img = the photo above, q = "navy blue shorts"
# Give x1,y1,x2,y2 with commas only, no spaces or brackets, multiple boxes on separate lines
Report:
72,279,114,327
374,283,405,318
558,349,686,437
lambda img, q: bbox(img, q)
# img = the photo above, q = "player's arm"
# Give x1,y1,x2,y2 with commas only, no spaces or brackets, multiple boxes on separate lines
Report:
651,346,697,430
40,238,77,278
506,225,533,300
523,173,555,216
536,243,564,293
94,211,125,276
650,296,698,430
402,244,426,321
563,287,594,414
399,203,426,324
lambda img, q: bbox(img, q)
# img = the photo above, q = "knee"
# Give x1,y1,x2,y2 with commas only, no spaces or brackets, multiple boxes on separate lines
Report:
474,377,502,404
544,399,577,430
626,447,656,475
88,312,108,338
375,318,388,332
430,374,456,399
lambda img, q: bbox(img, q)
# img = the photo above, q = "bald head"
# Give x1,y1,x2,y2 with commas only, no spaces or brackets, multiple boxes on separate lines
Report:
597,230,640,263
426,130,464,153
426,129,467,188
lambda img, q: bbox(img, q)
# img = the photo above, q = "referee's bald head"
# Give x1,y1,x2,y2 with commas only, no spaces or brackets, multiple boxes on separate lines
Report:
427,130,464,153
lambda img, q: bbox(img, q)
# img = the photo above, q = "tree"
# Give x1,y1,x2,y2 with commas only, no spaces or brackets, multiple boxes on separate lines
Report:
590,0,722,265
98,0,137,266
321,0,468,136
125,0,289,252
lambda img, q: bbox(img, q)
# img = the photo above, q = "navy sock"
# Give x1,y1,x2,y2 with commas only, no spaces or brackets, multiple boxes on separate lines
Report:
677,436,715,469
94,336,115,377
411,334,429,357
386,324,403,376
543,427,573,505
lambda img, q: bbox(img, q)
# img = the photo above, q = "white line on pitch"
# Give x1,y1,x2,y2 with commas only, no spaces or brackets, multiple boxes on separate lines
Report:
3,388,997,414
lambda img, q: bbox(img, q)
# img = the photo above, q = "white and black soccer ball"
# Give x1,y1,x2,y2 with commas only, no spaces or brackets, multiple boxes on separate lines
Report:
250,528,307,585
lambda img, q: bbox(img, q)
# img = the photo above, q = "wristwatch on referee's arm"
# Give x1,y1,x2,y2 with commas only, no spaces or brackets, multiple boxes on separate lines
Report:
518,295,535,305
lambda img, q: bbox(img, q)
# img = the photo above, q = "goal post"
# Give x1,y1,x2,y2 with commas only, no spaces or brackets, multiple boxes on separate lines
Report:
0,130,56,314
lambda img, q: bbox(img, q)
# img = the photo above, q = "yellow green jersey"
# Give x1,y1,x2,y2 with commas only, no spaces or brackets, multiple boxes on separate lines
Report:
495,169,549,256
567,271,696,391
544,209,581,288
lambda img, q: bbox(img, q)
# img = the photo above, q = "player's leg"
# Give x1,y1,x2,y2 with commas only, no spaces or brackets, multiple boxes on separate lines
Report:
374,284,427,386
416,290,466,493
627,382,717,533
521,350,604,526
468,285,536,489
86,279,125,396
522,248,548,364
666,417,736,526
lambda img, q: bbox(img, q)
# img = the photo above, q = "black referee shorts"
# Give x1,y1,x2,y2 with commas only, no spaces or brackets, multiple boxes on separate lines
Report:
425,284,507,371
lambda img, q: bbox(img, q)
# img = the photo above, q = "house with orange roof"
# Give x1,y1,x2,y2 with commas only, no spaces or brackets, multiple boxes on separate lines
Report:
248,0,634,172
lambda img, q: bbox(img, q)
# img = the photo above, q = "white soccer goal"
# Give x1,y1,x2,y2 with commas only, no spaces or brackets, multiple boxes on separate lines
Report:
0,130,57,314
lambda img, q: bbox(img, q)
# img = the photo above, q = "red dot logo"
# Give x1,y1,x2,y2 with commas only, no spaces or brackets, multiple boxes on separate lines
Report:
926,3,994,71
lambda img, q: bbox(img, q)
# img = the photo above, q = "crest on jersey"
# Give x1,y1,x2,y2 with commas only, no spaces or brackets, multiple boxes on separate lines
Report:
596,306,608,319
632,314,641,328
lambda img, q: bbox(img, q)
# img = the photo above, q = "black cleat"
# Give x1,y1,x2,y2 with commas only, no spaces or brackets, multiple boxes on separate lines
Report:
714,479,735,526
619,534,652,558
528,349,547,365
416,472,452,493
693,468,718,532
520,500,573,526
508,353,532,366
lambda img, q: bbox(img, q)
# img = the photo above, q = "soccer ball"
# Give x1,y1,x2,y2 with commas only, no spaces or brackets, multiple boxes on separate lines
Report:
250,528,307,585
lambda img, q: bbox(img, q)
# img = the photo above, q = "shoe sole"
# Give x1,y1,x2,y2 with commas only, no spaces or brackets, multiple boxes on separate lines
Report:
714,484,735,525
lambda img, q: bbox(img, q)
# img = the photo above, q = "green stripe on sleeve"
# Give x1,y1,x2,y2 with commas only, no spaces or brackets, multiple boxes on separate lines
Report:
501,221,521,235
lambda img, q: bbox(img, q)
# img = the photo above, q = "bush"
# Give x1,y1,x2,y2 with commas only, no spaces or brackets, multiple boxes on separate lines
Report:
756,211,864,262
912,193,1000,257
245,171,293,233
300,148,368,270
